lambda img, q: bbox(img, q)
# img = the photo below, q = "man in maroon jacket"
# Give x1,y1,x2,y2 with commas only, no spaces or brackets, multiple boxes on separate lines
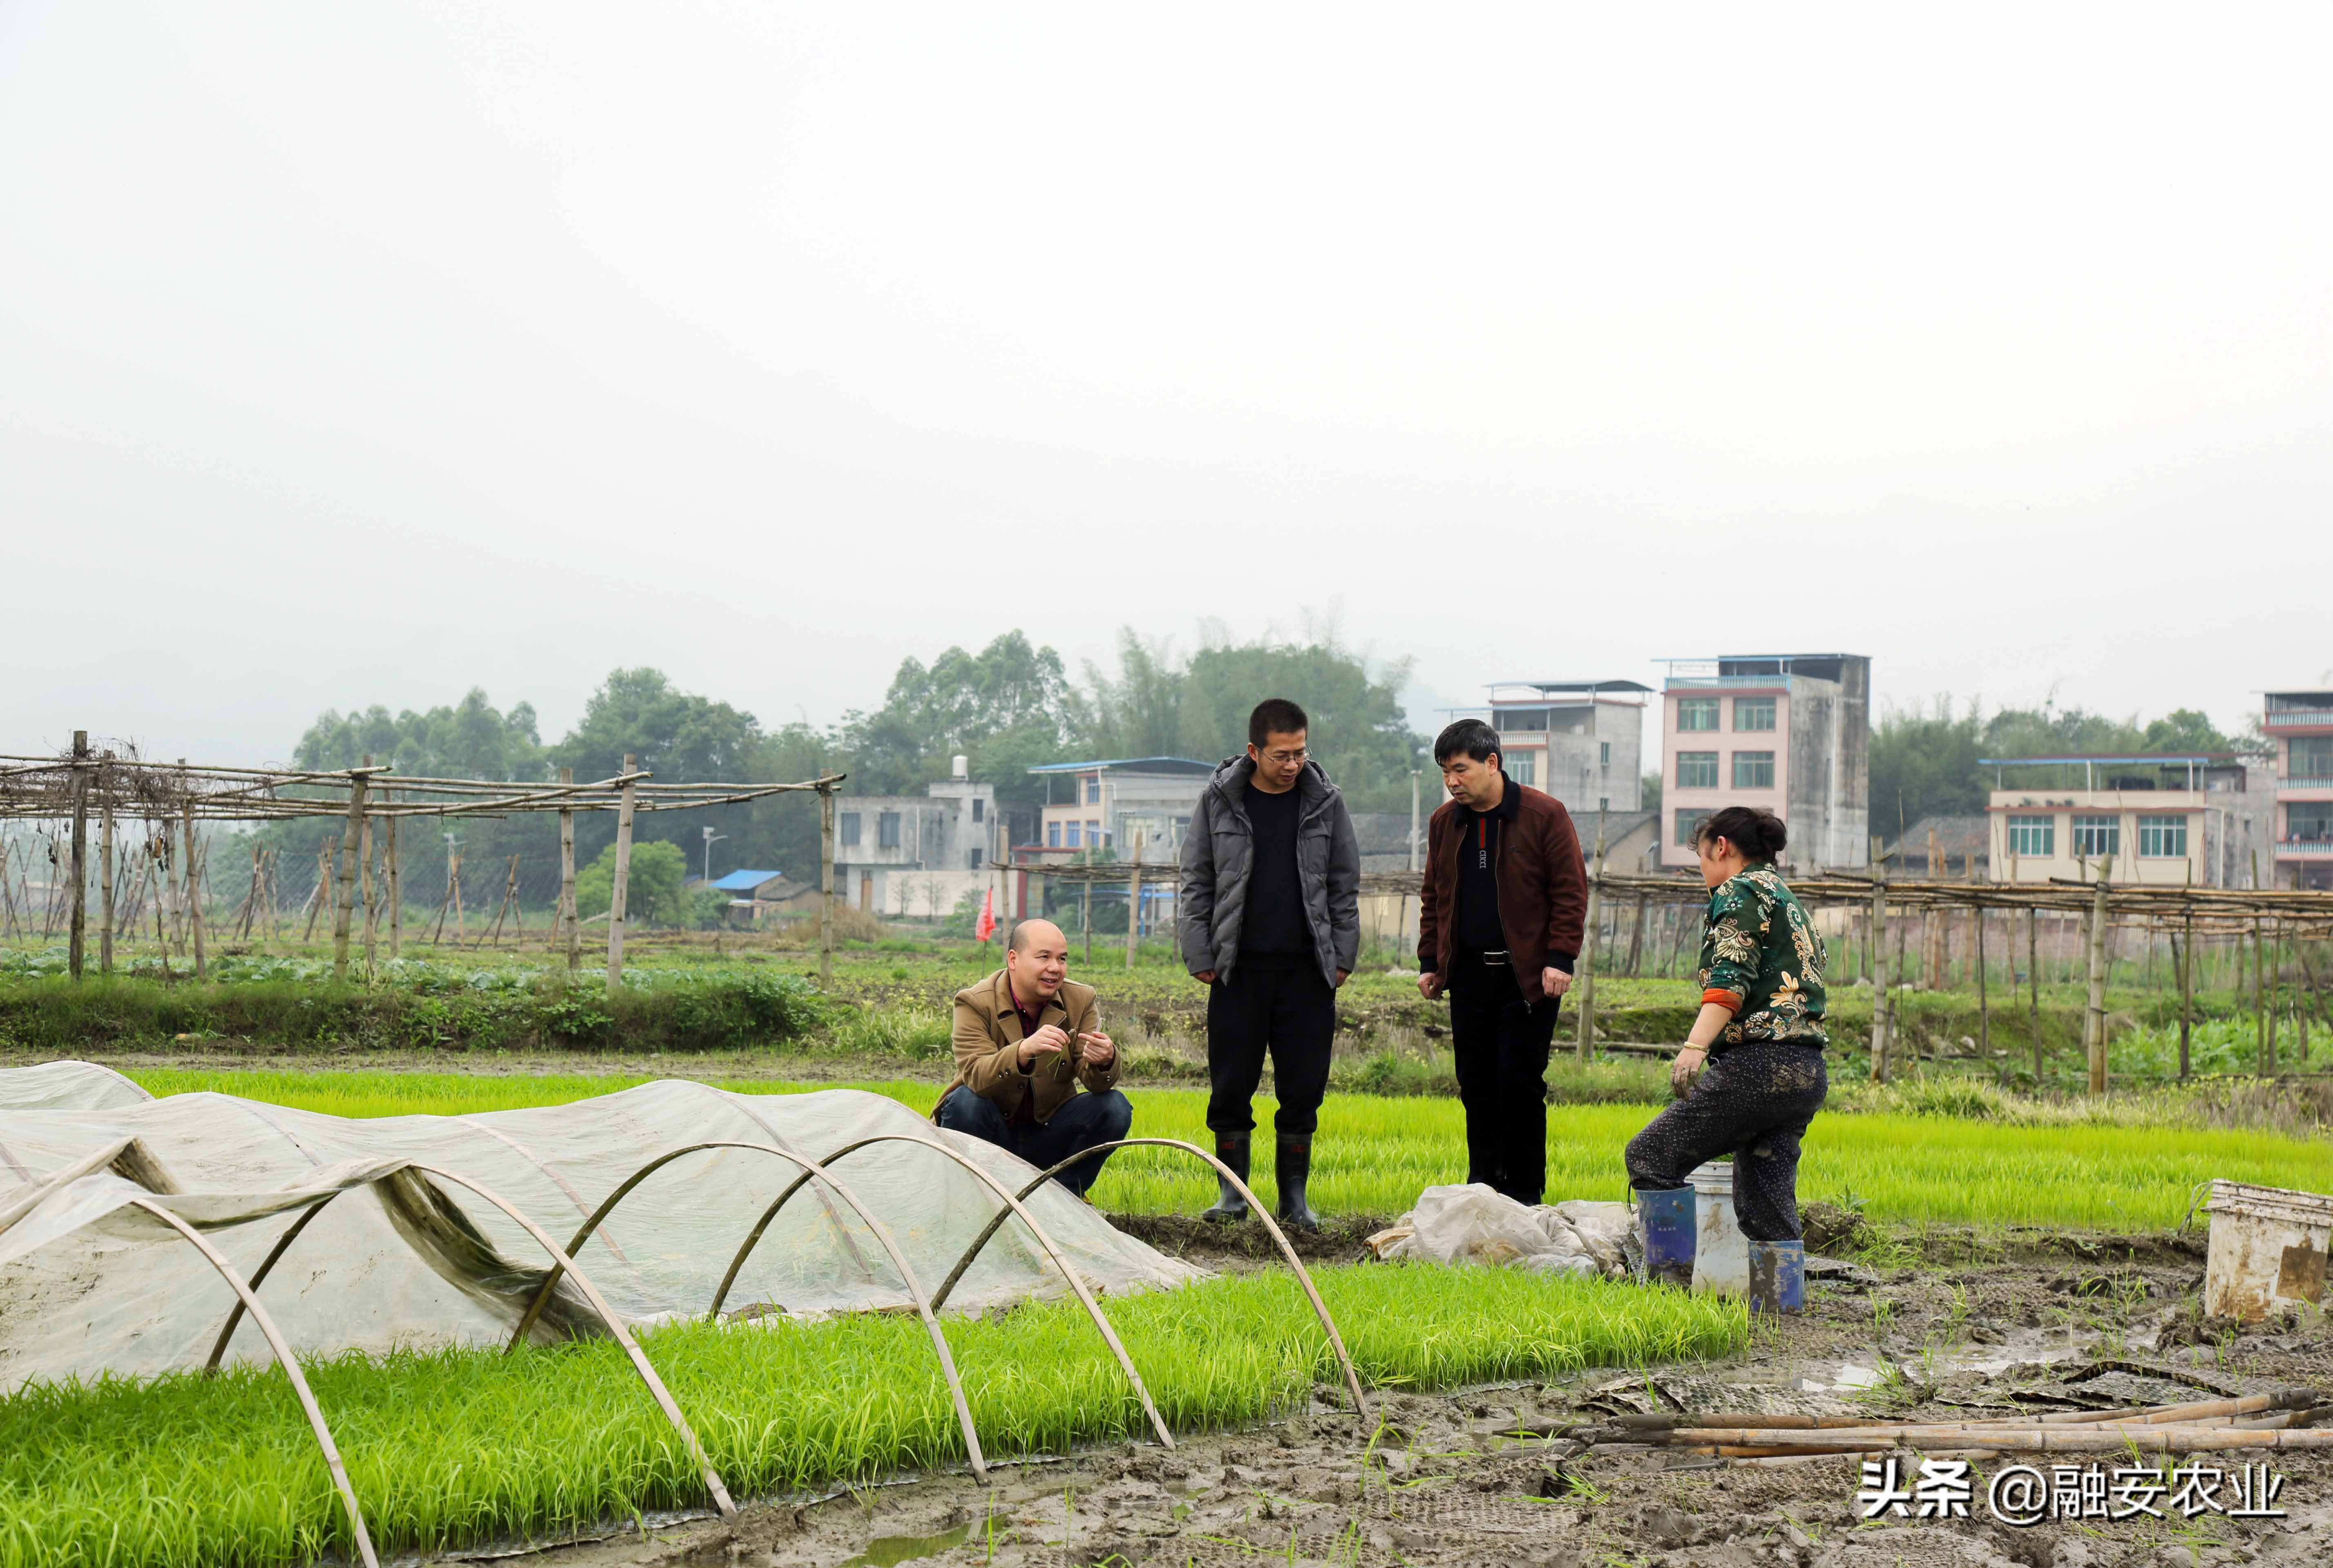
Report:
1416,719,1588,1205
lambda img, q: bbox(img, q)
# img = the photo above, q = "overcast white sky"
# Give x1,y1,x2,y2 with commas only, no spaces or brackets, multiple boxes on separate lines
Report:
3,2,2329,769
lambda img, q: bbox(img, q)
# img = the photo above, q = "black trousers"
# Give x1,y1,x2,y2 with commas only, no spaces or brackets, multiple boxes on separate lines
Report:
1624,1040,1827,1242
935,1087,1135,1195
1447,952,1561,1205
1206,954,1335,1136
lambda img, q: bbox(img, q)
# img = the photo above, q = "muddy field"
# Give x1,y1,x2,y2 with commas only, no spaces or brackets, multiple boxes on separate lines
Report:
437,1225,2333,1568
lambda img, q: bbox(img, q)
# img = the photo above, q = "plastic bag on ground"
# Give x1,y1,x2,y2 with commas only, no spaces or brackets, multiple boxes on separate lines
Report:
1363,1184,1625,1278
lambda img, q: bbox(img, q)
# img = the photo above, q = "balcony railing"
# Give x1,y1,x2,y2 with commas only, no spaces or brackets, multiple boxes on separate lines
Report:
1665,675,1789,690
2280,777,2333,791
2264,710,2333,729
2275,838,2333,858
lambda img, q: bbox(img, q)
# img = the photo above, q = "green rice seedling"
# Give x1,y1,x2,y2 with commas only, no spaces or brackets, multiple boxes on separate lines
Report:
122,1070,2333,1231
0,1267,1741,1568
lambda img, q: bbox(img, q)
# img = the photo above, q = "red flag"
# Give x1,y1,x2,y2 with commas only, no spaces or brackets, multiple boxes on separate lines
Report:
975,886,997,944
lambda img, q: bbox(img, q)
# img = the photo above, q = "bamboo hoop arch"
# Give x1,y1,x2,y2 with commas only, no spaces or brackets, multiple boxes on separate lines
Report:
922,1137,1370,1425
696,1133,1174,1450
126,1196,381,1568
194,1166,738,1520
499,1140,990,1481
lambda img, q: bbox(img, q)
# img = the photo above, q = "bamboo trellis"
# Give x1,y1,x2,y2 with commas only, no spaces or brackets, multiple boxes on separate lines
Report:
0,737,846,993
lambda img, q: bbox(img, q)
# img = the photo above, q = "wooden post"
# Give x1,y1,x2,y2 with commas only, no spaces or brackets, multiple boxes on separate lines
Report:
330,768,367,984
182,786,207,982
1624,894,1647,977
385,814,402,961
558,767,580,971
1124,831,1144,969
1081,872,1094,964
2252,917,2267,1075
98,773,116,976
154,835,172,980
358,757,377,976
2177,907,2194,1081
1867,836,1890,1081
1575,828,1606,1061
818,783,836,988
605,753,638,1000
1974,900,1989,1064
2027,906,2041,1083
2084,858,2112,1094
67,730,89,980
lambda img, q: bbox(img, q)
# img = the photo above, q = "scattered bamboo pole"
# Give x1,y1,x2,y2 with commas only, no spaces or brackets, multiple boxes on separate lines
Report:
2179,900,2194,1080
67,731,89,980
605,754,638,1001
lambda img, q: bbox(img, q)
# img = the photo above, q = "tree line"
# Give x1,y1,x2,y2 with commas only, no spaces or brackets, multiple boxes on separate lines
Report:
263,631,1423,909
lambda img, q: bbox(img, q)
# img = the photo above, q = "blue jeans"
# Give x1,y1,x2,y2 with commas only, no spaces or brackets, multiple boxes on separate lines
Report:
935,1087,1135,1196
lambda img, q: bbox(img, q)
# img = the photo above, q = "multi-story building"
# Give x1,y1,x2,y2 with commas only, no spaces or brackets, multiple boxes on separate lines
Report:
1983,753,2264,887
2267,690,2333,889
1658,654,1870,872
831,757,1001,914
1023,757,1213,864
1474,680,1649,817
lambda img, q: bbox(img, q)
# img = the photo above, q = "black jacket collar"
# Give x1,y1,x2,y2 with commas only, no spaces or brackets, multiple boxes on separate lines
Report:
1468,770,1523,824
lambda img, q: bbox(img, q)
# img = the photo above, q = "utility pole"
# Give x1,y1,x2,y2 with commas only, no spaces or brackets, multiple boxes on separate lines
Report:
701,824,726,887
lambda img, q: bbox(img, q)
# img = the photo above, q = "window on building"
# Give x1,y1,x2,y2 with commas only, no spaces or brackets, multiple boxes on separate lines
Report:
2291,803,2333,842
1066,822,1081,848
877,811,901,849
1599,796,1610,812
2072,814,2119,858
1084,777,1101,804
2007,815,2053,857
1677,697,1719,732
2137,814,2188,858
1047,821,1061,848
968,849,983,869
2292,737,2333,780
970,798,984,822
1509,755,1537,786
839,812,862,847
1675,810,1711,846
1733,751,1775,789
1088,819,1103,847
1676,751,1718,789
1734,697,1776,731
1599,741,1611,766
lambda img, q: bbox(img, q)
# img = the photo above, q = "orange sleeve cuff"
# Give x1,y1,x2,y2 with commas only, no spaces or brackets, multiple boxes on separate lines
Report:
1702,989,1744,1012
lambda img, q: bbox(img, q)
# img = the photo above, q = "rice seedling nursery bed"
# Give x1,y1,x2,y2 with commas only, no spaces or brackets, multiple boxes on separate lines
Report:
128,1068,2333,1231
0,1267,1742,1568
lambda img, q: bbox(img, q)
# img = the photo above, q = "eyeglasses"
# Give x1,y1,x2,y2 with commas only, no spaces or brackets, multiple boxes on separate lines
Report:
1260,748,1307,765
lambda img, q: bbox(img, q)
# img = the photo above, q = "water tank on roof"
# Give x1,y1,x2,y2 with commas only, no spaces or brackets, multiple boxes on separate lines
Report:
951,754,968,779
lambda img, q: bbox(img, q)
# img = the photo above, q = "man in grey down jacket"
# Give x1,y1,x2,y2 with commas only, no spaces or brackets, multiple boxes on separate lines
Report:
1178,697,1359,1230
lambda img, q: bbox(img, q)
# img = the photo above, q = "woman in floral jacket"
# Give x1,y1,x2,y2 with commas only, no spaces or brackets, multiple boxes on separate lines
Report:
1624,806,1828,1303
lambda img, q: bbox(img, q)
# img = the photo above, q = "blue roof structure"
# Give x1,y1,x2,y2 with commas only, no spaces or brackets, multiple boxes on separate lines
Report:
709,869,789,891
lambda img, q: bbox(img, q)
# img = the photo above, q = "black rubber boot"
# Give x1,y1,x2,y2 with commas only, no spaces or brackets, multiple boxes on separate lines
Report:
1275,1132,1322,1232
1201,1131,1251,1223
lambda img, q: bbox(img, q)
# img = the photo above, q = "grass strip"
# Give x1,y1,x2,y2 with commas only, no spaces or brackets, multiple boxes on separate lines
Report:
127,1069,2333,1230
0,1266,1741,1568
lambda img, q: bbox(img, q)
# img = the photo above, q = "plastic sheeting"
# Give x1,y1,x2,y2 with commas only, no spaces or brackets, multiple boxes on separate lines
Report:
1364,1184,1634,1277
0,1064,1204,1392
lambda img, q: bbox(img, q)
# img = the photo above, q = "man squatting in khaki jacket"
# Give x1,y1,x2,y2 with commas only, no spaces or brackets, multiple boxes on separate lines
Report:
932,918,1133,1196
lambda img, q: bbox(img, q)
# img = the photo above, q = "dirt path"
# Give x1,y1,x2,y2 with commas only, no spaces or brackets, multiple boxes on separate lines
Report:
428,1231,2333,1568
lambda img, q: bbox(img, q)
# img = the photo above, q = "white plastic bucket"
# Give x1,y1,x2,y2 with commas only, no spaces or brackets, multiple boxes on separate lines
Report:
1690,1161,1748,1296
2202,1180,2333,1322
